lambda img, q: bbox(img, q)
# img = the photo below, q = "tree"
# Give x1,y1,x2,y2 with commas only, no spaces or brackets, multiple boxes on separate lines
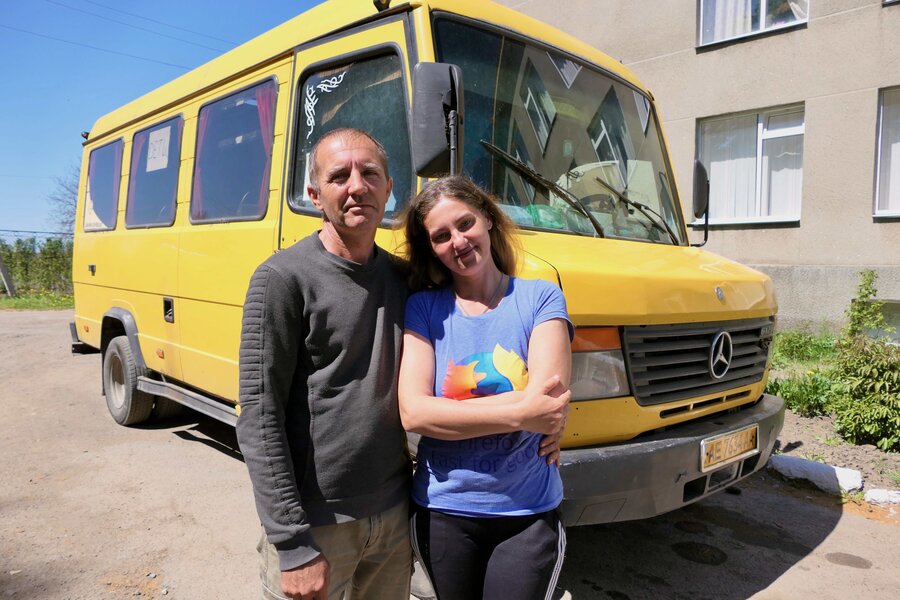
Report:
46,162,80,233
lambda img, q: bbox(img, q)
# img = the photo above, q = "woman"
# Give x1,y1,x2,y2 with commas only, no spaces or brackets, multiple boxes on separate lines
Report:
399,176,573,600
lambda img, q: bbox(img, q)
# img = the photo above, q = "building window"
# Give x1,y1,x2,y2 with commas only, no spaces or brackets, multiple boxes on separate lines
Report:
876,87,900,216
697,105,804,223
588,88,633,190
519,59,557,153
126,116,183,228
83,139,123,231
190,79,277,223
699,0,809,46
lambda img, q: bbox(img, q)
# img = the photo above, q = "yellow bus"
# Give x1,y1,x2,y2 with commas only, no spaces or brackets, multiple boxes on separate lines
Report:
71,0,784,526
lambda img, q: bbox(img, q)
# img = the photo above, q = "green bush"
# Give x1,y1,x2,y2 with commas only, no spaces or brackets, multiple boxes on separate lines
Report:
843,269,890,339
827,270,900,452
766,370,833,418
771,327,837,369
830,337,900,451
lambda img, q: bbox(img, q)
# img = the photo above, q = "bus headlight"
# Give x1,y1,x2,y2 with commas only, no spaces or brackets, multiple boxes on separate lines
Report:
570,327,630,400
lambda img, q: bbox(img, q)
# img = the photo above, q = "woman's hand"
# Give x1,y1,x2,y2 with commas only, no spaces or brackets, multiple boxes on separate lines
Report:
518,375,570,435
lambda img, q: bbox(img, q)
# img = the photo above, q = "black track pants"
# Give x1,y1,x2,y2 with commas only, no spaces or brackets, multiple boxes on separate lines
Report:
410,504,566,600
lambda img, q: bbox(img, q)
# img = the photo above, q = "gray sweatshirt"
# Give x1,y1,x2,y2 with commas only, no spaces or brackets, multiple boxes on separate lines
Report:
236,233,410,571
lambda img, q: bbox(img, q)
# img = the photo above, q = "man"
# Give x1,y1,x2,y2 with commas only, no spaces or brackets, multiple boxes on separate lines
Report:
237,128,411,600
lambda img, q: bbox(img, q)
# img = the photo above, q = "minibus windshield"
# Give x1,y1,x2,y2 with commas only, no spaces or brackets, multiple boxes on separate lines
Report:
434,18,685,245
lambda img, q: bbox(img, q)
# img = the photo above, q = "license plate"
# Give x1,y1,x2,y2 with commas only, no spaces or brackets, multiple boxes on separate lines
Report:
700,424,759,472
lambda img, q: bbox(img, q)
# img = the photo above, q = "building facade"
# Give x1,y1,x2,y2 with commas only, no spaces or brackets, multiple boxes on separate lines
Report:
498,0,900,330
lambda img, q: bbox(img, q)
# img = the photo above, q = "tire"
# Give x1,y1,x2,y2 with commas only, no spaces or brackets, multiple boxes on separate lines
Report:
152,397,185,420
103,336,153,426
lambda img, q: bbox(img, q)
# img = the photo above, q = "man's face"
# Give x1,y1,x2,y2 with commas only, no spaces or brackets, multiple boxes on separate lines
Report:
307,135,392,238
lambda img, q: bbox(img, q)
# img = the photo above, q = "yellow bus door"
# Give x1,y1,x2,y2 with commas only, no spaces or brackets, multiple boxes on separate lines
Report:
279,18,415,253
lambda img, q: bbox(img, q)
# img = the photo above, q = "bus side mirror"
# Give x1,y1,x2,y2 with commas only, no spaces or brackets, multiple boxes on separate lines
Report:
411,62,464,177
693,160,709,219
692,160,710,248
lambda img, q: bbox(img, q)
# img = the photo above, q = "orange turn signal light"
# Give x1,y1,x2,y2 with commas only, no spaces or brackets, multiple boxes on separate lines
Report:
572,327,621,352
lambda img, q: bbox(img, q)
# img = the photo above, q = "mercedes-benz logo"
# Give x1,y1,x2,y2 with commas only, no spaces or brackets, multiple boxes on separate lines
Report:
709,331,733,379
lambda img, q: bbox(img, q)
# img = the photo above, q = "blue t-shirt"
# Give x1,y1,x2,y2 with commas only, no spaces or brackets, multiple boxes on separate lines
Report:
405,277,572,517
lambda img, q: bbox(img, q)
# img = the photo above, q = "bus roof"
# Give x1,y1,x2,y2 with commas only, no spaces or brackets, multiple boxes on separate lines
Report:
87,0,647,143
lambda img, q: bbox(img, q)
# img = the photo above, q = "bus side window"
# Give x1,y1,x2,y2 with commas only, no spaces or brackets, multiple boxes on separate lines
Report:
290,52,412,217
190,79,277,223
126,116,184,228
83,139,124,231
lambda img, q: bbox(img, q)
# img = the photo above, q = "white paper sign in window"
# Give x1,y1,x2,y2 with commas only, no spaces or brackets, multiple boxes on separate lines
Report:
146,126,171,173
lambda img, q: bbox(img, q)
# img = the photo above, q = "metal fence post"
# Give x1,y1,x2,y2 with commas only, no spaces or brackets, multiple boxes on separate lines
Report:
0,253,17,297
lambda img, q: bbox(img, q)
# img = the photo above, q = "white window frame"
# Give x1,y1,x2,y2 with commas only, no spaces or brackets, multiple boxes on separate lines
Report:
874,87,900,217
696,105,805,225
698,0,810,47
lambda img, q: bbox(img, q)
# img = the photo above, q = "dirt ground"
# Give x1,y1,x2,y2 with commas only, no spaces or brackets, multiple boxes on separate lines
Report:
3,309,899,600
0,310,260,599
777,410,900,491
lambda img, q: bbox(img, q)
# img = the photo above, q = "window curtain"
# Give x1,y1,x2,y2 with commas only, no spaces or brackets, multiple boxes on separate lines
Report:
699,115,757,219
703,0,754,44
109,142,122,228
168,119,184,217
191,108,211,220
84,150,100,229
761,135,802,217
126,133,147,224
255,82,276,214
879,89,900,213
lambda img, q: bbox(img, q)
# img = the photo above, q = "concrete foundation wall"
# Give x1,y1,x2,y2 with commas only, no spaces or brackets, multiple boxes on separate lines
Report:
751,264,900,331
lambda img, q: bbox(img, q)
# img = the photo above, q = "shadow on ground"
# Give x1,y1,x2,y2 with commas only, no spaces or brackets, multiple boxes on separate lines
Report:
138,409,244,462
555,473,844,599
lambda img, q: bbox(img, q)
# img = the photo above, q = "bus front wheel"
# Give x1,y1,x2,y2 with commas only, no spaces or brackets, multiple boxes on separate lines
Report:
103,336,153,426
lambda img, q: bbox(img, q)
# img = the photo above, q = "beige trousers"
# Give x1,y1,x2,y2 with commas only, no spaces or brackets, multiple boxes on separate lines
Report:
258,500,411,600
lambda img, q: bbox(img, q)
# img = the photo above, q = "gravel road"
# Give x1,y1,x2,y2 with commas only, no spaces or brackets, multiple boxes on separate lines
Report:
2,309,898,600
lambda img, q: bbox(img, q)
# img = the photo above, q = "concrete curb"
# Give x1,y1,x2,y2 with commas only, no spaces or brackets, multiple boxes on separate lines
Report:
767,454,863,495
864,489,900,505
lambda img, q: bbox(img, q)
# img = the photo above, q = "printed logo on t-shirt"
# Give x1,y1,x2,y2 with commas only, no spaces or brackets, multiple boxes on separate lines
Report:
442,344,528,400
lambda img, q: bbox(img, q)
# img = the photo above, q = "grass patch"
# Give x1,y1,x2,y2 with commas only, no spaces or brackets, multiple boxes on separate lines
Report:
823,435,843,447
0,292,73,310
841,489,866,505
771,326,838,371
766,371,833,417
890,470,900,488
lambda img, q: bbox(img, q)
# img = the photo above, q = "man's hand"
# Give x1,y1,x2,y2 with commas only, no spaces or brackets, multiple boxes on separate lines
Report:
539,428,564,467
518,375,570,435
281,554,329,599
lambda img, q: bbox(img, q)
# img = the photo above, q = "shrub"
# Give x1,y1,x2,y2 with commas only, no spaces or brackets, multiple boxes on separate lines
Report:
830,337,900,451
766,370,833,418
771,326,837,369
843,269,891,339
828,270,900,452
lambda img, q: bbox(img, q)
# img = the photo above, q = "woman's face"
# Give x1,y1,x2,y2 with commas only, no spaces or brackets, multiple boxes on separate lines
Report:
422,196,493,278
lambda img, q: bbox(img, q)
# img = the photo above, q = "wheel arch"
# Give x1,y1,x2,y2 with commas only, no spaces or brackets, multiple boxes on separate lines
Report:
101,308,147,373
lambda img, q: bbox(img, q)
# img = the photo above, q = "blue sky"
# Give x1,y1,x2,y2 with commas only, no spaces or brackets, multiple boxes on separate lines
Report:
0,0,318,238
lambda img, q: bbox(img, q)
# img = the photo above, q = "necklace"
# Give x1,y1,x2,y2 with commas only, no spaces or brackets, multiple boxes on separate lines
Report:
456,274,507,317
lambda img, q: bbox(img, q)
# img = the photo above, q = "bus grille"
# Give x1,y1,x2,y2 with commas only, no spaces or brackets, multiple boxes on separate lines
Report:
622,317,774,406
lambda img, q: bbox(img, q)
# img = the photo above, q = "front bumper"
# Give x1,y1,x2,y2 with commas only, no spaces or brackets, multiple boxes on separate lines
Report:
558,394,785,526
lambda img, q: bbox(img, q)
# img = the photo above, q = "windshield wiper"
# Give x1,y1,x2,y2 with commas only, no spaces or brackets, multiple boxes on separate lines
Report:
593,176,680,245
480,140,605,238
